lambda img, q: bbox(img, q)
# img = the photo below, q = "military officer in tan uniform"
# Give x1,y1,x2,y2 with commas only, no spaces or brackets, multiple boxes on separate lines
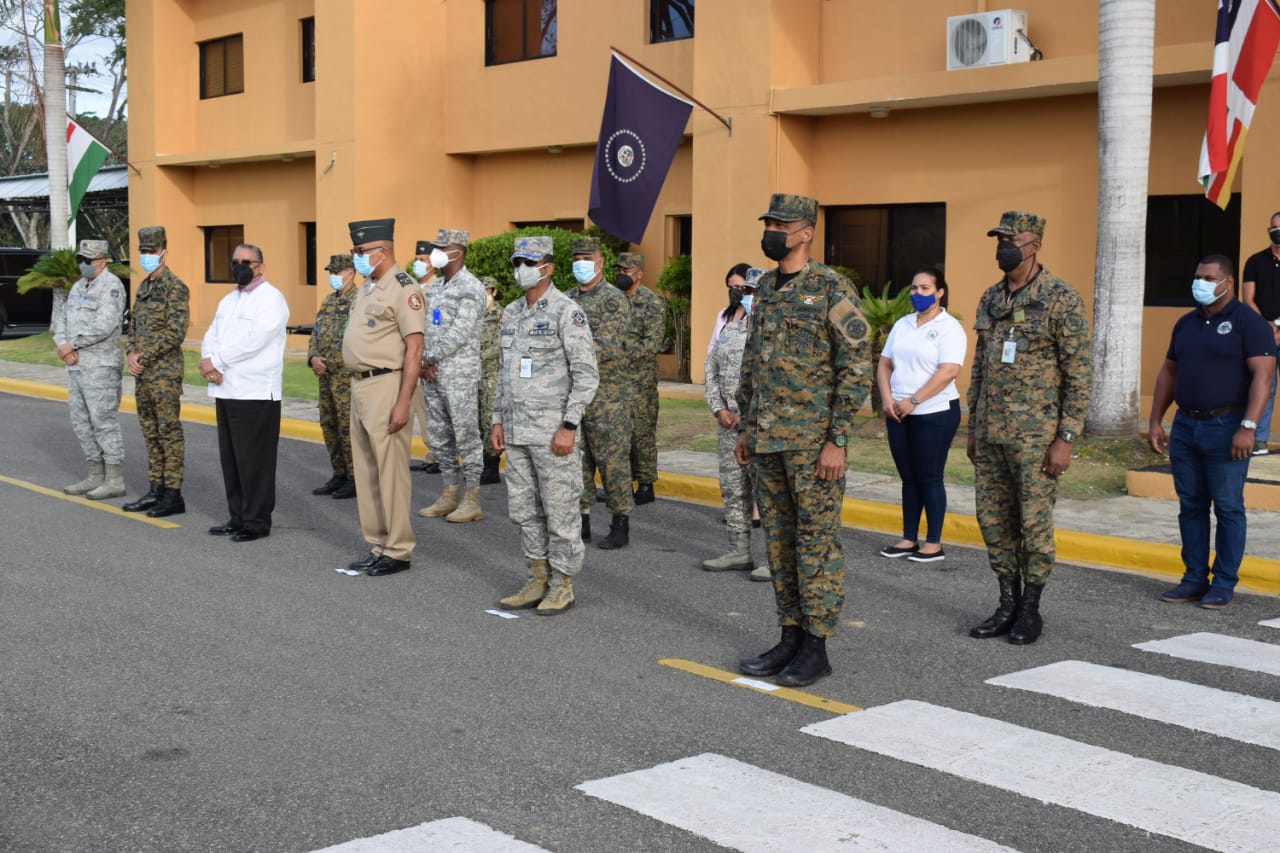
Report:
342,218,425,577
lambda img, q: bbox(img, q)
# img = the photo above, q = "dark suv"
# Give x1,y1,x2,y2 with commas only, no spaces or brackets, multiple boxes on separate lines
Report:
0,247,131,331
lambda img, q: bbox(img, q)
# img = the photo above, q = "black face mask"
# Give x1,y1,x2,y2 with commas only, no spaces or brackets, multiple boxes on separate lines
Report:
995,241,1024,273
761,230,792,262
1269,229,1280,246
614,273,633,290
728,288,743,307
232,263,255,287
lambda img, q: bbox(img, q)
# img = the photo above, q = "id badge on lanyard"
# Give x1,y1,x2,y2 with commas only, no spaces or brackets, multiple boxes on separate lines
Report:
1001,327,1018,364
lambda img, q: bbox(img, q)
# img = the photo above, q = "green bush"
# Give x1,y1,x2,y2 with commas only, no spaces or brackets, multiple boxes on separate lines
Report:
17,249,131,294
656,254,692,380
464,227,619,308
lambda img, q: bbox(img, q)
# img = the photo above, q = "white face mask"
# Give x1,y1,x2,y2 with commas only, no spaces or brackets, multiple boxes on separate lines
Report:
411,259,429,279
572,259,597,284
515,263,545,290
329,273,345,291
741,294,754,314
430,248,451,269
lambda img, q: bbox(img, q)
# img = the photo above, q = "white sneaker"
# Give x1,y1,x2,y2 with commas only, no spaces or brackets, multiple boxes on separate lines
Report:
1252,442,1270,457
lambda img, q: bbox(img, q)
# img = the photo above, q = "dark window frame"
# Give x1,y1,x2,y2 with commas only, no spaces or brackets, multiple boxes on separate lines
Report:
203,225,246,283
650,0,694,43
1144,193,1242,307
303,222,317,286
485,0,557,66
824,202,947,296
301,18,316,83
199,34,245,99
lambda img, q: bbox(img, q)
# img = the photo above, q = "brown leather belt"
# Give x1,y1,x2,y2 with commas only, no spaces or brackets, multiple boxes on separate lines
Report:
1182,404,1243,420
352,367,400,380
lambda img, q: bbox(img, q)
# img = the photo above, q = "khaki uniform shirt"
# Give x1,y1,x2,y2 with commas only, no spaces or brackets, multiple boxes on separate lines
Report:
342,264,425,372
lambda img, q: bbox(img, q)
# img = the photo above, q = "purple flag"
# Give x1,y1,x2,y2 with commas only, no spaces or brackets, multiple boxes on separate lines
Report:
588,53,693,244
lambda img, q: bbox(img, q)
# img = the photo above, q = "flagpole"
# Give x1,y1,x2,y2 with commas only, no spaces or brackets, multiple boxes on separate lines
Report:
67,114,142,177
608,47,733,135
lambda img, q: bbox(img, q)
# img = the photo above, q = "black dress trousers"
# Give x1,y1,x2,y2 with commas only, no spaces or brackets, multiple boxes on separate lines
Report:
215,398,281,534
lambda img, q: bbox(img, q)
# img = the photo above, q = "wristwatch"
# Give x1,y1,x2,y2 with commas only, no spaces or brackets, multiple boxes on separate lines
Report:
1241,419,1258,430
1057,430,1076,443
909,396,922,406
826,428,847,448
562,420,578,431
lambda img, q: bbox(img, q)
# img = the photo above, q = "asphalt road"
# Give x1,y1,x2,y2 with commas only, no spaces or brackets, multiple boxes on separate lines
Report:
2,391,1279,852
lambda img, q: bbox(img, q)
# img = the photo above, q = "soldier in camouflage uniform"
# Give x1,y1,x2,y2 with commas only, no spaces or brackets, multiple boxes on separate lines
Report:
409,238,439,473
416,228,487,523
55,238,128,501
703,267,770,580
616,252,665,504
494,236,599,616
308,254,357,500
478,276,504,484
122,226,190,517
568,236,635,549
735,194,872,688
967,211,1093,646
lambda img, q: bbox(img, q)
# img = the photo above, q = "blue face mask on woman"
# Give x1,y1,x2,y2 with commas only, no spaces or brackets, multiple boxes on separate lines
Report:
910,292,937,312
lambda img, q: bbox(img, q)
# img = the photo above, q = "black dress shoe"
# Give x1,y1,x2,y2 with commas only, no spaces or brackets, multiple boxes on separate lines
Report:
331,479,357,500
408,460,429,472
366,555,411,576
209,523,243,536
313,475,344,495
231,529,268,543
348,552,380,570
633,483,655,505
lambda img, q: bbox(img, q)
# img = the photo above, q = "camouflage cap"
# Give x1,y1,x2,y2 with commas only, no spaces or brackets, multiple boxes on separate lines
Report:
571,236,601,255
137,226,166,251
78,239,109,259
743,267,766,289
479,275,499,290
758,193,819,223
348,218,394,245
615,252,645,269
433,228,470,248
511,235,553,260
415,240,432,256
987,211,1046,238
324,253,354,272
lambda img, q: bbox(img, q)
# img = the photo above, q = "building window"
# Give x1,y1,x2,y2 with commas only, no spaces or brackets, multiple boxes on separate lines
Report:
824,203,946,295
1145,194,1241,306
303,222,317,286
651,0,694,43
301,18,315,83
671,214,692,255
486,0,557,66
203,225,245,283
199,35,245,99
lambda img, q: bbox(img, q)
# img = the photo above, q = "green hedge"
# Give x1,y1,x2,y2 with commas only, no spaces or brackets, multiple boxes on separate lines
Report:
464,227,620,307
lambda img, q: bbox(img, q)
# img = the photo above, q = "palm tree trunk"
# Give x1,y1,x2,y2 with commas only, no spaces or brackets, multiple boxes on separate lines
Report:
43,1,69,332
1087,0,1155,436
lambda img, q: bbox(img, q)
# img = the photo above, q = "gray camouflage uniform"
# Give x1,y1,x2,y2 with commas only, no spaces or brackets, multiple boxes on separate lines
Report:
423,265,487,487
705,314,753,534
495,287,599,576
54,268,127,465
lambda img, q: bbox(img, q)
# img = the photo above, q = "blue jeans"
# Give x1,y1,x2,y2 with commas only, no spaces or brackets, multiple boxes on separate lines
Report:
1168,410,1251,590
1258,365,1280,443
886,399,961,544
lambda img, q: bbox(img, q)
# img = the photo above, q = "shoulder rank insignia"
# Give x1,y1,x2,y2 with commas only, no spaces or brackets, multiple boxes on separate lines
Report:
396,271,415,287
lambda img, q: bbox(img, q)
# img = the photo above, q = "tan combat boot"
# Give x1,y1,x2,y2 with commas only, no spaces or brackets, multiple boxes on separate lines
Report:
418,484,460,517
64,459,104,496
701,531,753,571
446,486,484,523
86,462,126,500
536,570,575,616
500,558,550,610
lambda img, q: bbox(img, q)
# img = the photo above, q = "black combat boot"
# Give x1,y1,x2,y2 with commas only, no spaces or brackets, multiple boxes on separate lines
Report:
633,483,655,505
146,488,186,518
776,632,832,687
313,474,344,495
581,513,591,542
969,575,1022,639
480,453,502,485
598,514,630,550
1008,582,1045,645
739,626,804,677
123,482,162,513
331,478,356,500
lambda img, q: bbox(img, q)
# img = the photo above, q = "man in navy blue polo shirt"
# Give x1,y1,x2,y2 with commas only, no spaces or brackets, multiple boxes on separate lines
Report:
1148,254,1276,610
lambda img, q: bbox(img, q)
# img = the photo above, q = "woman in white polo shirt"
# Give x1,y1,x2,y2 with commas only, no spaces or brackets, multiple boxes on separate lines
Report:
876,267,967,563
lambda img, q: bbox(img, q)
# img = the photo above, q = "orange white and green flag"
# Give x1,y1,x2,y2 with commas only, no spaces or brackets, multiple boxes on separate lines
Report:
67,117,110,227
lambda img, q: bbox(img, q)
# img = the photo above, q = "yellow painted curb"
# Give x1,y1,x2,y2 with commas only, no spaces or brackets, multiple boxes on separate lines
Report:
659,658,860,714
0,474,181,528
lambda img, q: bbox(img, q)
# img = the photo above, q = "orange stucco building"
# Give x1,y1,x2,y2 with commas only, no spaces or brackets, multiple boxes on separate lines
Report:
127,0,1278,395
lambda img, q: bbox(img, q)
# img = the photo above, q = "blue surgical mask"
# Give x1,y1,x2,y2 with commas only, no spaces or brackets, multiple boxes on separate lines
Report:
1192,279,1220,306
411,259,429,279
139,253,162,274
910,292,937,312
572,260,597,284
353,253,375,277
741,294,754,314
328,273,345,291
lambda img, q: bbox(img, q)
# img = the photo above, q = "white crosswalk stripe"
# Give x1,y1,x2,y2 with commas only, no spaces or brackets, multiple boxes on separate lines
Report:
1259,617,1280,629
987,660,1280,750
802,699,1280,853
1135,631,1280,676
575,752,1020,852
310,816,550,852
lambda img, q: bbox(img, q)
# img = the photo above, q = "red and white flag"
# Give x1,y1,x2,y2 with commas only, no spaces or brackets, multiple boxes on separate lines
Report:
1199,0,1280,209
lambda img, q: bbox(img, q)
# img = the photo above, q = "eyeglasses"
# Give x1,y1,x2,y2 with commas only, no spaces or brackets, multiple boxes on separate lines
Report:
231,257,258,267
75,255,94,264
741,286,758,294
511,258,541,268
351,246,384,258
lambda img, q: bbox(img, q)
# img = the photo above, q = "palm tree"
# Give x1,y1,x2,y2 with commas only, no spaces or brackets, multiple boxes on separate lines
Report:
42,0,69,330
1087,0,1156,437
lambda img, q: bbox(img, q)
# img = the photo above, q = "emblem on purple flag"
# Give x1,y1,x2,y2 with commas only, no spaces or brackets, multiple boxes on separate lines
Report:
588,53,694,244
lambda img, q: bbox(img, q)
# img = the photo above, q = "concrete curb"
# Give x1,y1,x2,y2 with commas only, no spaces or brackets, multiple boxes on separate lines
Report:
6,376,1278,596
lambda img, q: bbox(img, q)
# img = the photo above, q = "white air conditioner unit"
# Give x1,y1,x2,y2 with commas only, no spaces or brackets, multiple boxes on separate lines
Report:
947,9,1031,71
